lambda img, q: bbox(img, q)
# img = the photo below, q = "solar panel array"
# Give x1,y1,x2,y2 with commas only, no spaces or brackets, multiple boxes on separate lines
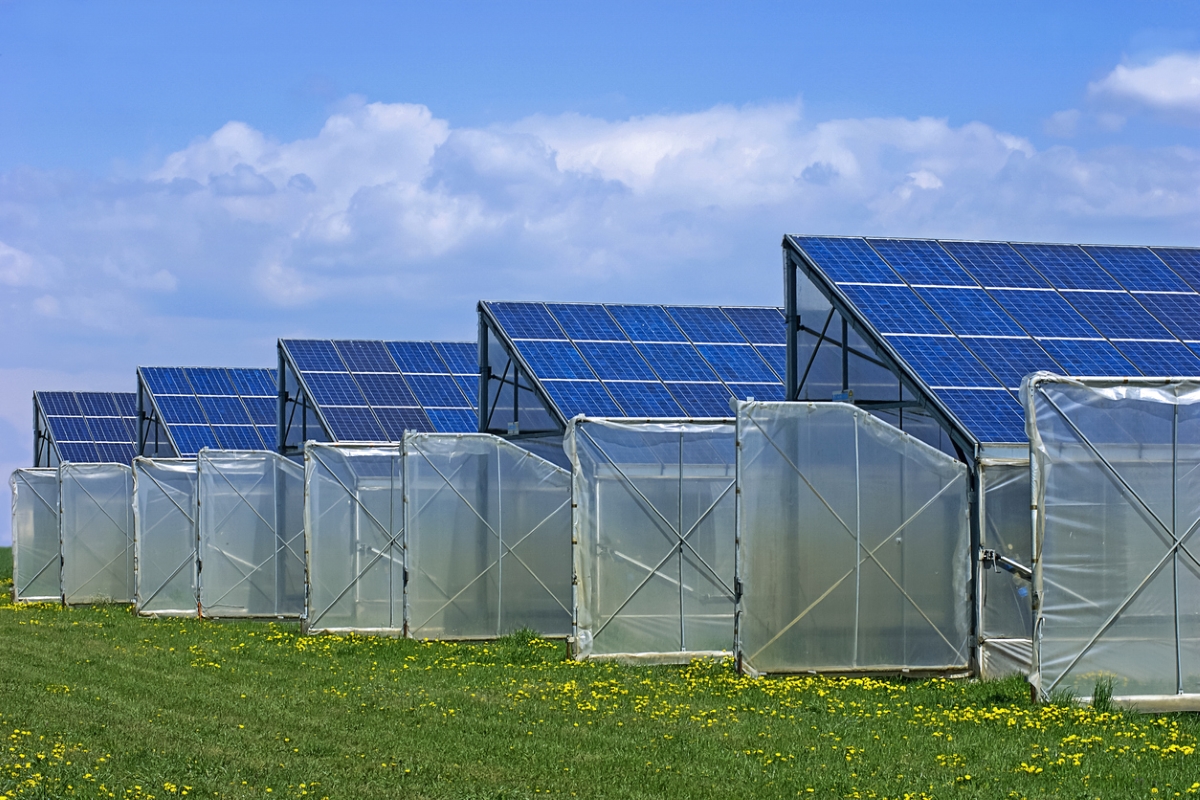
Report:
482,302,786,420
789,236,1200,443
280,340,478,441
36,391,138,463
140,367,278,456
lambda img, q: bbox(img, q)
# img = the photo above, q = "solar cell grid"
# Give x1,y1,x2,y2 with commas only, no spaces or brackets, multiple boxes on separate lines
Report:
287,340,346,372
542,380,622,419
185,368,236,396
489,302,565,340
941,241,1050,289
157,395,207,425
243,397,277,425
86,417,130,443
513,340,595,380
665,306,746,344
322,407,386,441
215,425,265,450
694,344,777,383
1131,293,1200,340
335,340,399,373
1036,339,1138,377
230,369,276,398
374,407,433,438
884,336,1002,389
606,305,687,342
426,408,476,433
1152,248,1200,291
78,393,119,417
59,443,99,462
960,338,1061,389
868,238,976,286
935,389,1027,443
986,290,1100,339
755,345,787,381
722,307,786,345
142,367,191,395
604,381,685,417
404,374,470,408
39,391,81,416
912,287,1026,337
385,341,445,374
1113,341,1200,377
198,395,251,425
791,235,899,285
1012,243,1122,291
546,303,626,341
1061,291,1172,341
353,373,419,407
433,342,477,375
727,382,786,402
574,341,658,381
634,342,721,382
1083,246,1192,293
48,417,91,442
664,382,734,417
836,284,950,335
302,372,366,407
172,425,219,453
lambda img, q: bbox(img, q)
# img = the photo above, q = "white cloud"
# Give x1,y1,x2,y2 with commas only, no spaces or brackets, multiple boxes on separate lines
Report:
1090,52,1200,115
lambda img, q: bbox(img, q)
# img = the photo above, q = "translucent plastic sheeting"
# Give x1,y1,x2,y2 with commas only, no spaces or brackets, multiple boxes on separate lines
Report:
736,402,971,675
1027,373,1200,702
405,434,572,639
979,460,1034,678
9,469,60,601
197,450,305,618
304,444,404,634
566,419,737,661
59,463,135,604
133,458,198,617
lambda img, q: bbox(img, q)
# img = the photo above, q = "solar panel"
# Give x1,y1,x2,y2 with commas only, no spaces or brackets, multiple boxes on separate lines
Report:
139,367,278,456
789,235,1200,445
484,301,786,423
36,390,138,464
279,339,479,442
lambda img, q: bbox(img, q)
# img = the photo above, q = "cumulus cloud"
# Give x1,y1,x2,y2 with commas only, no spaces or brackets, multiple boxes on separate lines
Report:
1090,52,1200,116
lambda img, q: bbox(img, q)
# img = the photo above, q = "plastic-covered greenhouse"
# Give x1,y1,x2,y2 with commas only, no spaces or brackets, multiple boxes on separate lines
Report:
197,450,305,618
304,435,571,638
133,458,198,616
735,401,971,675
59,462,135,605
567,418,737,661
9,468,60,601
1027,373,1200,707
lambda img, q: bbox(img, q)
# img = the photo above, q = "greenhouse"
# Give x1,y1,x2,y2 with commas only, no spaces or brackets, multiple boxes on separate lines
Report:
197,450,305,618
133,458,198,617
137,366,278,458
278,339,479,457
1027,374,1200,706
784,235,1200,675
735,401,971,675
9,468,60,602
59,462,135,605
34,390,138,466
567,418,737,661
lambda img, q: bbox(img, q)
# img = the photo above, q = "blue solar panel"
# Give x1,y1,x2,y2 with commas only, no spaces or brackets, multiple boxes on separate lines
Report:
1152,248,1200,292
604,381,686,417
868,238,976,286
39,391,81,416
243,396,277,425
575,341,658,381
335,340,400,373
199,395,252,425
230,368,276,398
635,343,721,382
37,391,138,463
1012,243,1122,291
514,340,595,380
1114,341,1200,377
986,289,1101,339
286,340,346,371
727,382,787,402
172,425,220,455
302,372,366,406
385,341,445,373
606,305,688,342
1132,293,1200,340
935,389,1027,443
59,443,99,462
837,284,950,335
791,236,899,285
489,302,565,340
694,344,778,383
1037,339,1138,377
666,306,746,344
433,342,477,375
373,406,433,438
86,417,130,443
96,443,137,463
77,393,119,417
961,338,1061,389
115,394,137,416
542,381,623,418
142,367,191,395
425,408,478,433
912,287,1026,337
258,426,277,448
404,374,470,407
755,345,787,381
322,407,386,441
214,425,266,450
885,336,1002,388
48,416,91,442
1083,246,1192,293
1062,291,1172,340
723,307,786,345
350,373,416,407
941,241,1051,289
665,382,734,417
185,368,236,396
453,376,478,408
546,303,626,341
157,395,207,425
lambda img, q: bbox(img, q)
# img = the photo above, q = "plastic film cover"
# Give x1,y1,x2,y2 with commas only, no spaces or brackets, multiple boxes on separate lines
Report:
133,458,198,617
979,461,1034,677
9,469,60,601
59,462,135,604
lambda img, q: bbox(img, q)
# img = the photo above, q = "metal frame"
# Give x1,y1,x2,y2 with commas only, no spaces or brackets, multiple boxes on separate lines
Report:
132,457,200,617
1028,374,1200,704
33,394,58,468
477,303,564,437
9,467,60,602
278,342,334,457
136,370,181,458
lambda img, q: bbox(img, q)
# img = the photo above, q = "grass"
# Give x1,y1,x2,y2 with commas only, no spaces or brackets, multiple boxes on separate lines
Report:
0,548,1198,799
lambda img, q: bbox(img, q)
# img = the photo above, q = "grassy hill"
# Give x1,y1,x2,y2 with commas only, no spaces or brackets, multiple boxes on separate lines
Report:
0,549,1197,799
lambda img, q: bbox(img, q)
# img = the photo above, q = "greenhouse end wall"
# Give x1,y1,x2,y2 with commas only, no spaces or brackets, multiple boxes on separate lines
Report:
133,458,198,617
979,459,1034,678
9,468,60,602
1028,374,1200,706
197,450,305,619
404,433,572,640
304,443,404,635
736,402,971,675
567,418,737,661
60,462,135,605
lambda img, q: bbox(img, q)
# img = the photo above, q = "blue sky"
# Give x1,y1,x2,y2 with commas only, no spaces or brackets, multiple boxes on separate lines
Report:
1,1,1200,542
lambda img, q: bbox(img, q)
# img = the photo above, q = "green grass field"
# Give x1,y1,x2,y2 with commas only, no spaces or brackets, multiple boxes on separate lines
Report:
1,546,1198,800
